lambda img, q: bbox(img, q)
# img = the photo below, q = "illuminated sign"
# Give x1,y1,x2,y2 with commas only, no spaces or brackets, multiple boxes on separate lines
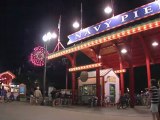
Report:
19,84,26,95
67,1,160,45
19,87,25,94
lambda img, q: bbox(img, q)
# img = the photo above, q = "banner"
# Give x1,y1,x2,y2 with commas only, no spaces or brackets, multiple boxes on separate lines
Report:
67,1,160,45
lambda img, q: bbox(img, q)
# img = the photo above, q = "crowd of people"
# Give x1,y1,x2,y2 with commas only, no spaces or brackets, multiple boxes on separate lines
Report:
135,90,150,106
30,87,72,106
50,89,72,106
0,86,15,102
1,78,160,120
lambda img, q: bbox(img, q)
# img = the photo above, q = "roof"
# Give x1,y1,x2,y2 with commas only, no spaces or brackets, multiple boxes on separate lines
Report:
81,18,160,69
0,71,16,81
88,68,112,78
47,2,160,70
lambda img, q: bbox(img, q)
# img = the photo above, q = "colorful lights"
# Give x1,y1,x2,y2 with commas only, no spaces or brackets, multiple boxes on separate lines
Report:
114,69,126,73
0,78,7,81
30,46,49,66
0,71,16,80
69,63,102,72
48,19,160,60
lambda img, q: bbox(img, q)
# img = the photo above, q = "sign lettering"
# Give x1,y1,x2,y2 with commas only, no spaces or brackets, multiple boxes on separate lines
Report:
67,1,160,45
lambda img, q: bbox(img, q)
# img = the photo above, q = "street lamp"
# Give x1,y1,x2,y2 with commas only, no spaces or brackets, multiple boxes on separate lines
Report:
104,0,114,17
104,6,112,14
72,21,80,29
152,41,159,47
42,32,57,102
121,48,127,54
72,2,83,30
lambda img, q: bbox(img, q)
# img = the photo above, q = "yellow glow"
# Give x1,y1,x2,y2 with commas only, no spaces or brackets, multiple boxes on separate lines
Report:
114,69,126,73
121,31,125,36
137,27,141,31
103,38,106,42
143,25,147,30
127,30,131,34
149,23,153,28
117,33,121,38
112,34,116,39
155,21,159,27
87,43,90,46
68,63,102,72
132,28,136,33
108,36,111,40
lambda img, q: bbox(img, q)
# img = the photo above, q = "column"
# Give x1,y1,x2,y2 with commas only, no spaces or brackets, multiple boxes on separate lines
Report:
129,64,135,108
146,56,151,89
96,67,101,106
120,60,124,96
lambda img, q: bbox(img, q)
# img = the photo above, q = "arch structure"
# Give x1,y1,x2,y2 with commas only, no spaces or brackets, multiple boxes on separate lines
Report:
48,1,160,107
0,71,16,85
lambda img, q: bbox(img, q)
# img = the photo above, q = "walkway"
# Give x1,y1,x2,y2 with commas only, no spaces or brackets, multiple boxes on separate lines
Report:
0,102,152,120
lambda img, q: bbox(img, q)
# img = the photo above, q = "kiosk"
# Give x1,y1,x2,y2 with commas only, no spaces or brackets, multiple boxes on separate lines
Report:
78,69,120,104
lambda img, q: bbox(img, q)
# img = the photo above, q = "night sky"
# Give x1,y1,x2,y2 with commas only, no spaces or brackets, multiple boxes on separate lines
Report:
0,0,158,91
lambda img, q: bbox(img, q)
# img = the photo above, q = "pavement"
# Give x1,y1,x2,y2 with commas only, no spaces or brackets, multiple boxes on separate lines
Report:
0,101,152,120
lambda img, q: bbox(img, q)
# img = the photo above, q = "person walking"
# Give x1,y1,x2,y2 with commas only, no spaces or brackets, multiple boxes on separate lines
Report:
34,87,42,105
150,79,160,120
50,89,56,106
0,86,7,102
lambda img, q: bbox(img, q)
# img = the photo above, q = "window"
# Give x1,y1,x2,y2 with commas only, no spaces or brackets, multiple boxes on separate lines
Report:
81,84,96,96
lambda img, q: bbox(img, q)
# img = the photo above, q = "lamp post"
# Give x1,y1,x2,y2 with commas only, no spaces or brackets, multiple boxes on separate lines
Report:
72,21,80,29
72,2,83,30
104,0,114,16
42,32,57,102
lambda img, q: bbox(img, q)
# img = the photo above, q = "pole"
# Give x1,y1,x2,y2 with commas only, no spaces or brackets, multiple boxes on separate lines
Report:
111,0,114,17
43,42,47,101
129,63,135,108
66,64,68,90
120,59,124,96
146,56,151,89
58,15,61,42
53,15,65,52
96,67,101,106
81,2,83,30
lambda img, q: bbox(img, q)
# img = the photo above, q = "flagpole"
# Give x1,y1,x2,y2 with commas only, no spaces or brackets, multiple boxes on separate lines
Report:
53,15,65,52
111,0,114,17
58,15,61,42
81,2,83,30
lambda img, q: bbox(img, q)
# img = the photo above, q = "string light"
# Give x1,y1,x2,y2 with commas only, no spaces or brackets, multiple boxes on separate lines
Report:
48,19,160,60
69,63,102,72
114,69,126,73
